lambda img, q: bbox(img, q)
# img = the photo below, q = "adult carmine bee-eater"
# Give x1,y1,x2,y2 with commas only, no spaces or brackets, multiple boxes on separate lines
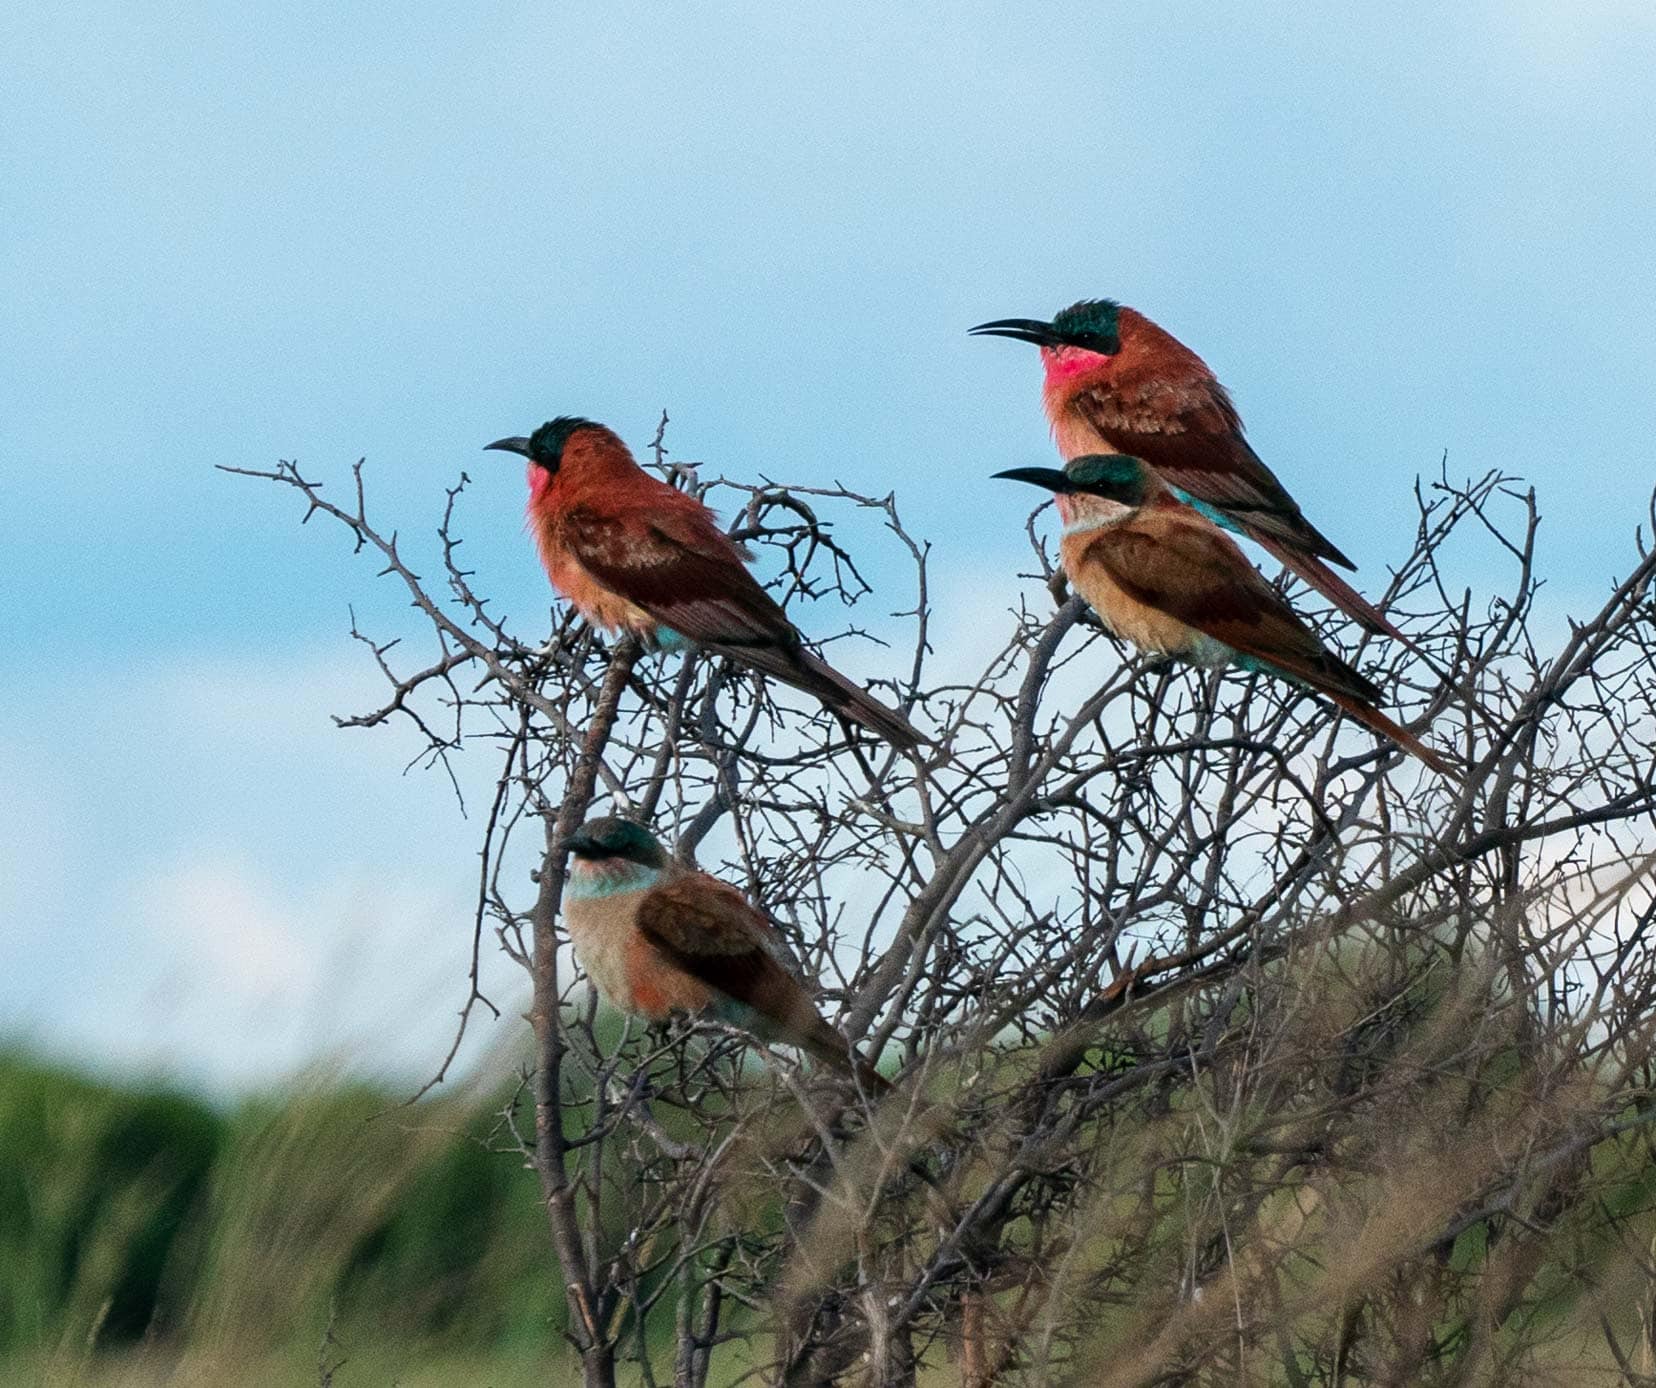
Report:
487,417,923,751
563,816,889,1090
995,455,1448,772
971,299,1403,641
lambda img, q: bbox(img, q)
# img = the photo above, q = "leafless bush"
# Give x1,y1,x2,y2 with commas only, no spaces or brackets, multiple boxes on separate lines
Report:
231,427,1656,1387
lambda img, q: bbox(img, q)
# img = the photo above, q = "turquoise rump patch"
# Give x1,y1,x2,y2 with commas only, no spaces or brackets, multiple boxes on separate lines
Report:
1171,488,1244,536
711,997,762,1033
653,627,691,653
1235,652,1301,688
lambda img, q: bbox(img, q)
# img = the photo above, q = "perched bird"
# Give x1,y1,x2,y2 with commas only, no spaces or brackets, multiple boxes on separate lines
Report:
994,454,1448,772
487,417,923,752
971,299,1403,641
562,816,888,1090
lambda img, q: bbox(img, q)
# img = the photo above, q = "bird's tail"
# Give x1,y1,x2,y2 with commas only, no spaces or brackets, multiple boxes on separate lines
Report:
1257,539,1513,741
1327,690,1454,775
1256,536,1414,647
797,1022,892,1094
796,649,926,752
718,641,926,752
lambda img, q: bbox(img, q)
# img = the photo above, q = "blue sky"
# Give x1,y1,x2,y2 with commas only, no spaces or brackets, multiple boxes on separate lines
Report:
7,1,1655,1092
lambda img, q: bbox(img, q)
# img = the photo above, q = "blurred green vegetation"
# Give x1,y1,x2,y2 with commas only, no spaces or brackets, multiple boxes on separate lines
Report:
0,1048,575,1386
7,1029,1654,1386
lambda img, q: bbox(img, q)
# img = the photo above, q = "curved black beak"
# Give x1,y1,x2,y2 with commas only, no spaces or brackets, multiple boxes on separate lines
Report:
993,466,1072,493
970,317,1059,347
484,435,532,457
565,828,602,858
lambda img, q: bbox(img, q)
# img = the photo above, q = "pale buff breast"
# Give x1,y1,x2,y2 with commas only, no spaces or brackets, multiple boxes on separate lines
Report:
563,890,650,1012
1059,529,1232,667
563,887,719,1023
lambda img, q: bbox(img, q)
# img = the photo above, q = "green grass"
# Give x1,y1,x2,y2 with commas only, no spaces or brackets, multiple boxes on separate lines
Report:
0,1049,574,1386
10,1027,1656,1387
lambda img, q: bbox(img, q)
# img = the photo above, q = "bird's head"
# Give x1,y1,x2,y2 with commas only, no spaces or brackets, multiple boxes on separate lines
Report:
566,816,669,869
485,417,609,498
971,298,1125,402
993,453,1151,526
564,817,670,901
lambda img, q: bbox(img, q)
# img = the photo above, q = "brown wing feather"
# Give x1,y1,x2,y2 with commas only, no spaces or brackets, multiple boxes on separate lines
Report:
1073,373,1356,570
636,875,820,1025
638,871,770,961
1087,519,1447,770
565,504,924,750
1086,522,1383,706
636,874,886,1086
562,504,798,649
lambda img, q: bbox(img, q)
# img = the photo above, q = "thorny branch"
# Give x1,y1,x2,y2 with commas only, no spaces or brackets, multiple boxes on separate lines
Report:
237,443,1656,1386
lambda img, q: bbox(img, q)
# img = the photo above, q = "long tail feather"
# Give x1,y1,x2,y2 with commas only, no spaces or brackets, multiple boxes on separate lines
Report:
711,641,926,752
797,1022,892,1094
1327,690,1454,775
1255,535,1414,647
1250,541,1511,740
795,649,926,751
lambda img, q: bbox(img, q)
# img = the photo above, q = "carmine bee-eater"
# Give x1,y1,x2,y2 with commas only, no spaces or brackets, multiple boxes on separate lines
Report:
487,417,924,752
971,299,1403,641
994,454,1449,772
563,816,889,1090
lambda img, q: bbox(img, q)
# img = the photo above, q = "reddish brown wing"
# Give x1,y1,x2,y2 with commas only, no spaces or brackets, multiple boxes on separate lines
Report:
635,873,799,1011
639,873,887,1084
562,500,799,650
1073,366,1354,569
1086,520,1382,706
566,497,925,749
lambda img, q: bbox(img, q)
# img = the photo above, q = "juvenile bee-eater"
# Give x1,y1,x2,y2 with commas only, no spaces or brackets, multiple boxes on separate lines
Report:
562,816,888,1090
487,417,923,751
971,299,1403,641
995,455,1448,772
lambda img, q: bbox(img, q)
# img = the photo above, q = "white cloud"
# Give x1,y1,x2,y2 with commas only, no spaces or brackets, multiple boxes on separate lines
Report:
2,646,529,1095
140,856,318,1000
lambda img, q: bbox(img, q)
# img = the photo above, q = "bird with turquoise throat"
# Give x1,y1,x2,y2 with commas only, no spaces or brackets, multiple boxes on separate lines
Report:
561,816,889,1091
995,453,1449,772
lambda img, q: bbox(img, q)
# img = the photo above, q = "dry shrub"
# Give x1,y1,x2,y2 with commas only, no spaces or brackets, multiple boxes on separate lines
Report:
236,437,1656,1386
